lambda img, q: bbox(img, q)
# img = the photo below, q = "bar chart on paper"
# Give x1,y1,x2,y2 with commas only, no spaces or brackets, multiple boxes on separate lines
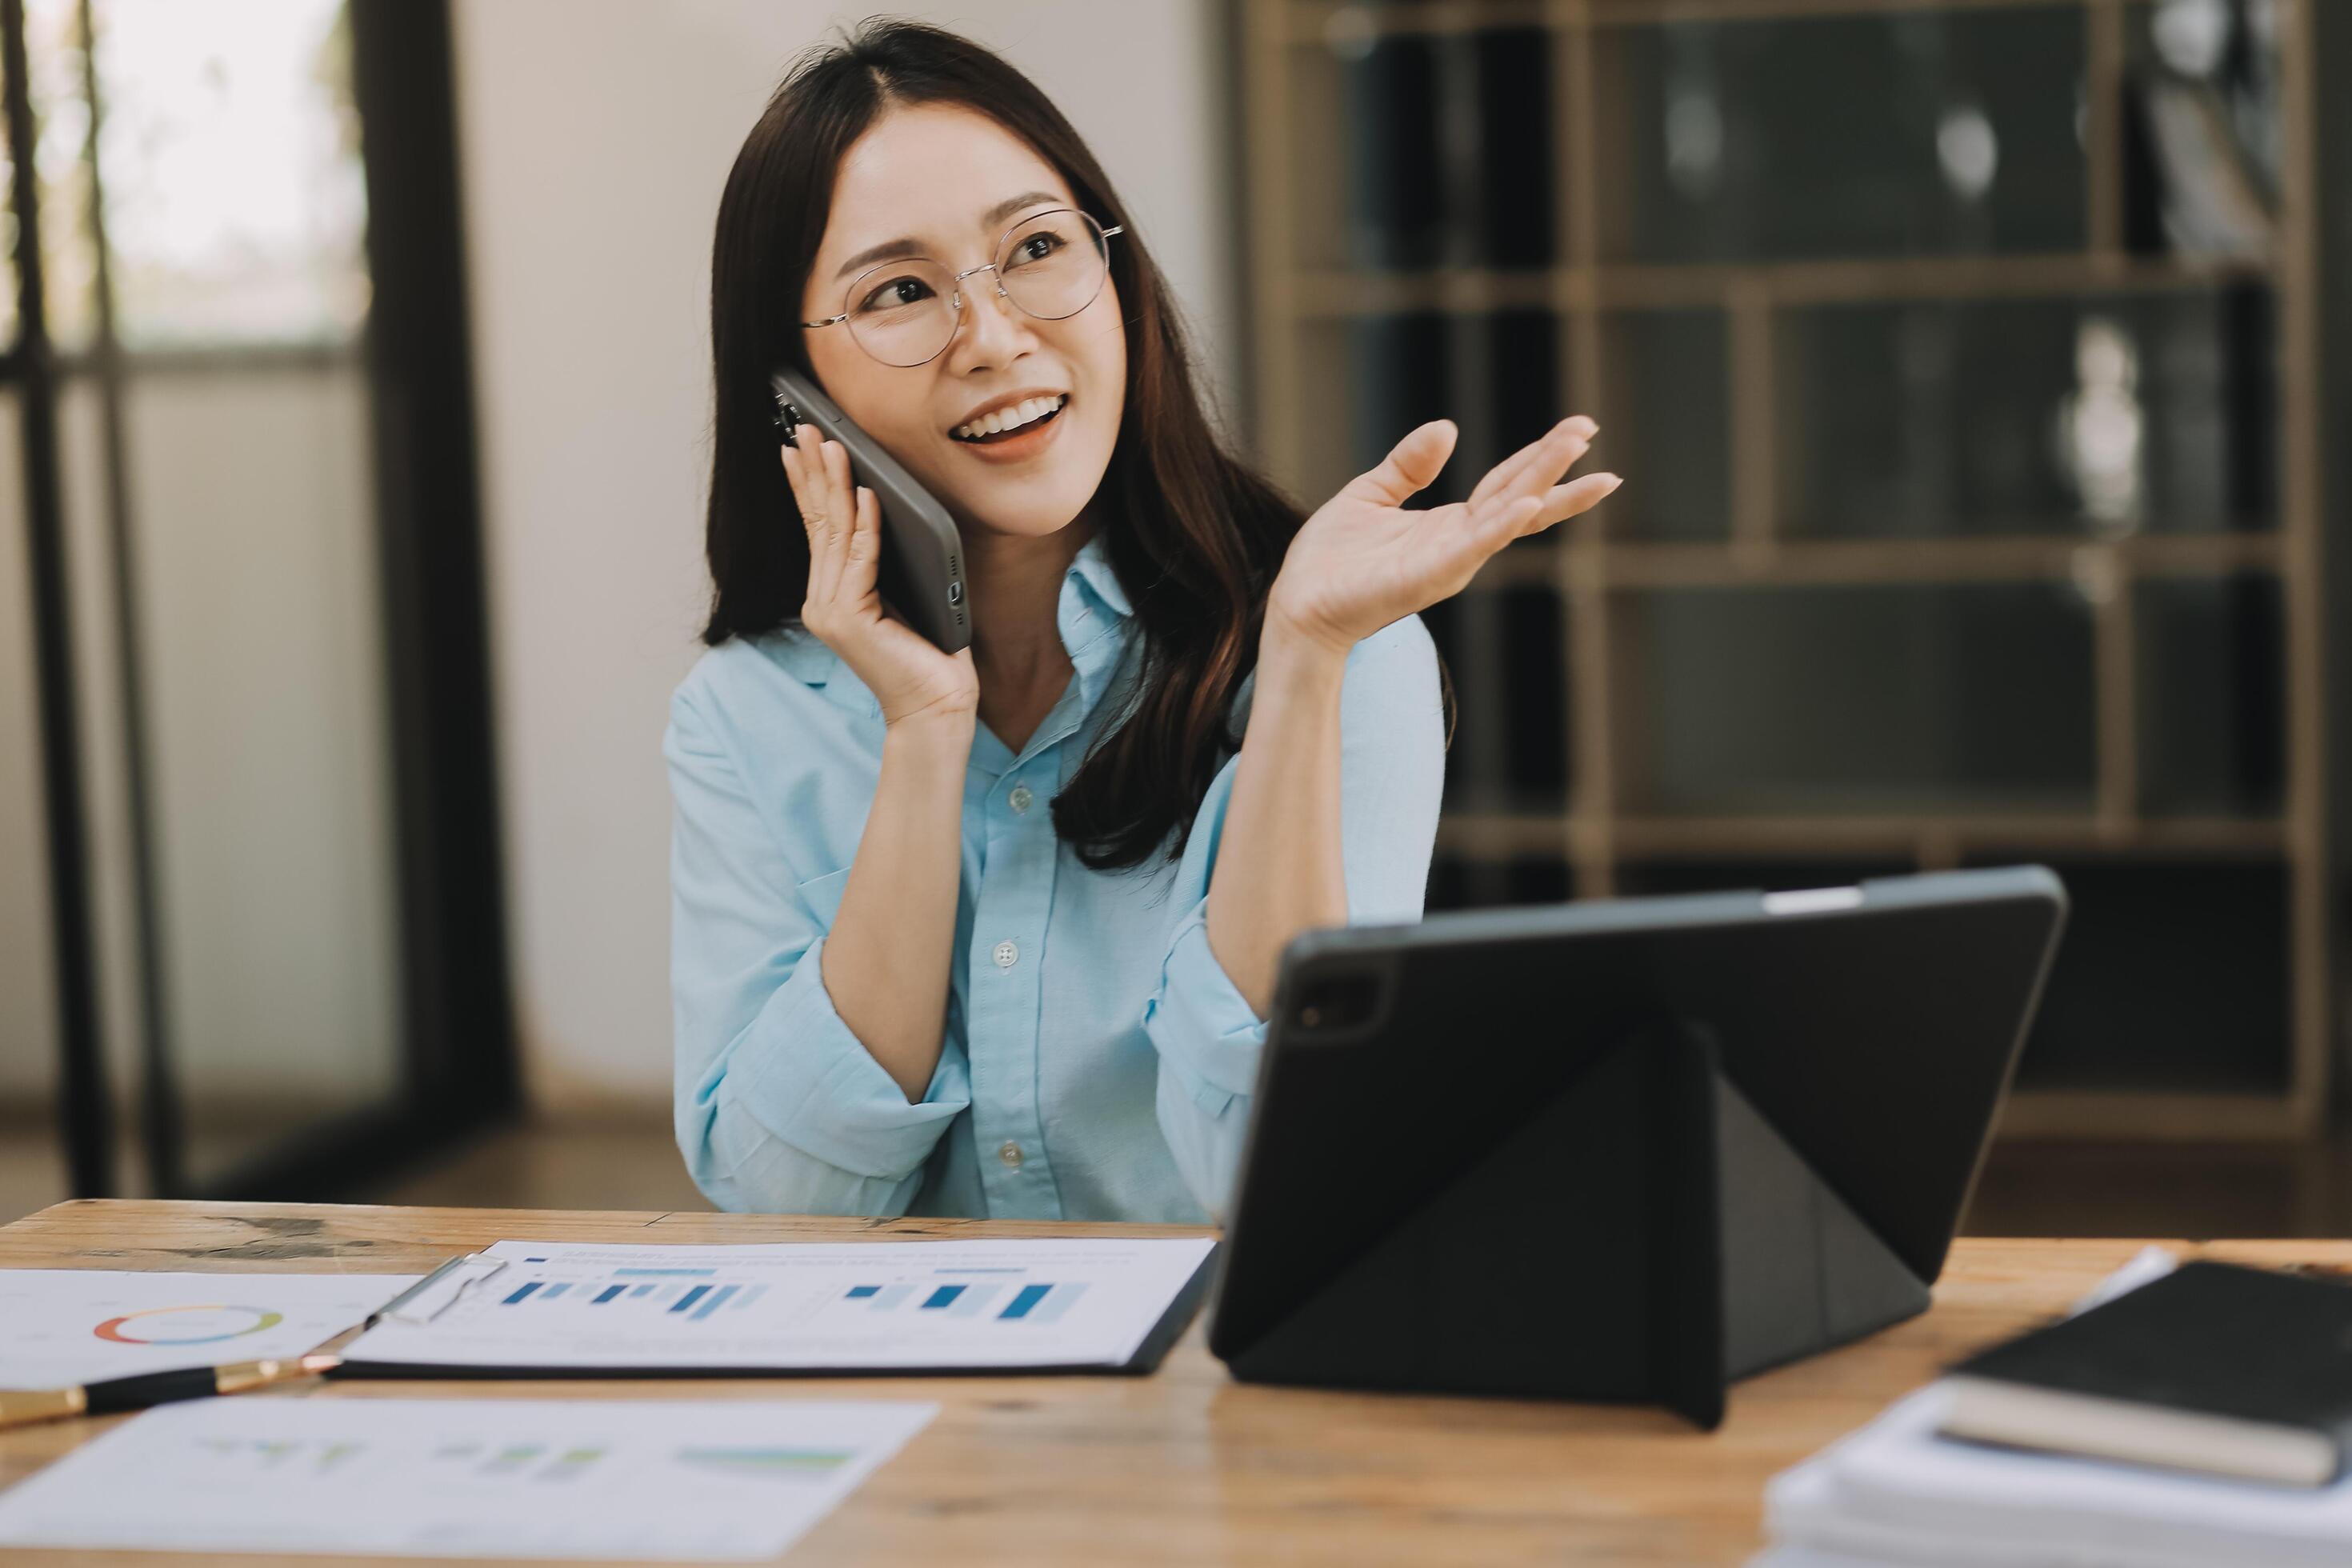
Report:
339,1237,1215,1374
0,1397,935,1562
837,1279,1087,1322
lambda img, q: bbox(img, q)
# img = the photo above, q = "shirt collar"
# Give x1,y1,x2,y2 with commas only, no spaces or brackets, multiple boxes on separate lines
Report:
1067,529,1133,622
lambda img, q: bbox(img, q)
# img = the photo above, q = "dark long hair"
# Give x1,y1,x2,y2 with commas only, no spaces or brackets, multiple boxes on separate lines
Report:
702,19,1307,872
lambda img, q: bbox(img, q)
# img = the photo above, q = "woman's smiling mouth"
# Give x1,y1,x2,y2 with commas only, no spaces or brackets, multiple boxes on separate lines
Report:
949,392,1069,459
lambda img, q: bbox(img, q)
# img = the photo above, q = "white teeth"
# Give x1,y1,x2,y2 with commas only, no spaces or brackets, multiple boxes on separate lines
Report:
954,394,1066,442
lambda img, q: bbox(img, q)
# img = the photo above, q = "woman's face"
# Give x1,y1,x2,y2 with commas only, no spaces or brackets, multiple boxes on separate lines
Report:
799,102,1127,542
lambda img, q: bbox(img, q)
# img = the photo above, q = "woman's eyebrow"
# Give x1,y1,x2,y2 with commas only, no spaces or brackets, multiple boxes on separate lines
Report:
829,190,1064,283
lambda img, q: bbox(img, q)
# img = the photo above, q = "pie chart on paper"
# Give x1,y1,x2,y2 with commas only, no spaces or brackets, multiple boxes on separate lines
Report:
92,1305,286,1346
0,1269,419,1388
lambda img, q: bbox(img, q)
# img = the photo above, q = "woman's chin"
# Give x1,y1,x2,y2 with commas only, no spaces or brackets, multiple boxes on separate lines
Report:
944,482,1102,543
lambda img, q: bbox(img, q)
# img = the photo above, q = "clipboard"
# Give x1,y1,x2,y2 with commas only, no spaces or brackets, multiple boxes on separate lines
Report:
1206,865,2068,1428
330,1238,1219,1381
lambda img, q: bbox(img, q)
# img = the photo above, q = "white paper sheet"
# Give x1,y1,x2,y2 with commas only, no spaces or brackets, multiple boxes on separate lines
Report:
0,1395,934,1561
0,1269,419,1389
340,1236,1214,1373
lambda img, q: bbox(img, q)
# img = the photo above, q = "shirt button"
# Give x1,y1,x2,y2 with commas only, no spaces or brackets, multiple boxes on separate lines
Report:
993,939,1019,969
998,1141,1024,1169
1008,783,1034,814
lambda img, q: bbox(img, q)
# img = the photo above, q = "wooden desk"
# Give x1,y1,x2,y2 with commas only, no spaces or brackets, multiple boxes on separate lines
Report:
4,1202,2346,1566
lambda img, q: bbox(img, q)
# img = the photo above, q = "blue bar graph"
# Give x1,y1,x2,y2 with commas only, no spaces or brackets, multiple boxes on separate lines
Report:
630,1285,655,1298
998,1283,1086,1322
999,1284,1050,1319
921,1286,965,1310
502,1282,542,1306
944,1284,1001,1318
670,1285,714,1314
593,1285,626,1304
690,1285,739,1321
540,1282,570,1300
846,1286,880,1300
1028,1282,1086,1324
731,1285,767,1310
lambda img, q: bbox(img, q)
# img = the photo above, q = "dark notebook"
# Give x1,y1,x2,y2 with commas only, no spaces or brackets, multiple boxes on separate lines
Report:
1942,1261,2352,1487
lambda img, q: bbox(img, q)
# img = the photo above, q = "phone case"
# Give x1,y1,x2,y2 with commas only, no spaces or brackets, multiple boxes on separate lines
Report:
770,366,970,653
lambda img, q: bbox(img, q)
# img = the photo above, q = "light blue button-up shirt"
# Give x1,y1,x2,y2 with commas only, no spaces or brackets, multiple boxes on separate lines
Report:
666,531,1443,1222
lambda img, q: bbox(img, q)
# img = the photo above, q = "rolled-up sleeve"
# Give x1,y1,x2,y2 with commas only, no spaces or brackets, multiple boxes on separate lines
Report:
1142,614,1446,1218
666,688,967,1216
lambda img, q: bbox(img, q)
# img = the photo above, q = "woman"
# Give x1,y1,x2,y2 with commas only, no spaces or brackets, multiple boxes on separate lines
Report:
670,20,1619,1222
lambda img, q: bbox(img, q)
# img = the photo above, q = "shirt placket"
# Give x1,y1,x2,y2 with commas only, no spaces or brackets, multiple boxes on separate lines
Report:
964,724,1067,1217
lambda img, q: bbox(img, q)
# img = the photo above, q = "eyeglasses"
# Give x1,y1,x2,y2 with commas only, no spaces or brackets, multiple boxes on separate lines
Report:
801,207,1125,368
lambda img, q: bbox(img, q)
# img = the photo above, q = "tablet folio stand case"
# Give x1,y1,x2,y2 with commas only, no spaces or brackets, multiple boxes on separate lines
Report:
1217,1015,1928,1431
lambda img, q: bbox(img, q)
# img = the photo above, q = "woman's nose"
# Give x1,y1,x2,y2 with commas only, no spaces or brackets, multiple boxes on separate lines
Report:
951,275,1037,366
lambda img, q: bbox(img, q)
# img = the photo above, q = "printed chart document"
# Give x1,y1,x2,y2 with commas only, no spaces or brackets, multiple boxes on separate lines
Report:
0,1395,934,1561
340,1236,1218,1376
0,1269,419,1389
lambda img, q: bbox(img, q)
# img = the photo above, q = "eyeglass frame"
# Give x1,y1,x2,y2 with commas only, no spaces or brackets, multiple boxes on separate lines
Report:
799,206,1126,367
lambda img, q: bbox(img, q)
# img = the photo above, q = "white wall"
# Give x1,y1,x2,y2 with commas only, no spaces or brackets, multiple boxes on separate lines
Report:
450,1,1241,1108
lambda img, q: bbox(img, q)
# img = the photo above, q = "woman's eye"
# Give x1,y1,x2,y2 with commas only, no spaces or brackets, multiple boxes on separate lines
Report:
1011,233,1063,267
856,274,934,313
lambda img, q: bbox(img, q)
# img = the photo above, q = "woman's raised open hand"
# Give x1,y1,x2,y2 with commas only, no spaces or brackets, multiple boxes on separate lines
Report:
1266,416,1620,658
782,423,978,729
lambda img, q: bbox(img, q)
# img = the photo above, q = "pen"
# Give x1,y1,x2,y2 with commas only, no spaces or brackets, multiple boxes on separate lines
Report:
0,1354,342,1431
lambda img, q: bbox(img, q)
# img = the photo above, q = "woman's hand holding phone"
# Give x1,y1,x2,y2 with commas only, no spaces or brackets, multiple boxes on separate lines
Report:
782,424,978,729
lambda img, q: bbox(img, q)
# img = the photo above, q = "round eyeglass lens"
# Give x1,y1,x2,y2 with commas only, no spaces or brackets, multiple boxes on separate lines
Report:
844,257,961,368
995,210,1112,321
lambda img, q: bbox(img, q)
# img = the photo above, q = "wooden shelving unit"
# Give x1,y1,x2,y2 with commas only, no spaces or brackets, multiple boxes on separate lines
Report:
1239,0,2329,1138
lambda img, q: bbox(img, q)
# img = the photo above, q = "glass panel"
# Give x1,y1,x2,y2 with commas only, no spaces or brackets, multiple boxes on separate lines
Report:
1338,30,1443,270
2136,573,2283,817
55,372,146,1178
1423,586,1568,815
1776,288,2276,538
1426,854,1572,914
1990,856,2289,1092
2122,0,2282,259
1345,311,1459,498
1592,308,1728,542
1308,23,1554,273
1626,582,2097,814
0,386,70,1221
25,0,98,351
88,0,366,346
0,21,14,349
1593,5,2086,264
123,364,400,1183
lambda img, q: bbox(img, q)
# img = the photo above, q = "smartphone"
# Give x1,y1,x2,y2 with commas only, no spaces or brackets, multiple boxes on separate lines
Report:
770,365,971,653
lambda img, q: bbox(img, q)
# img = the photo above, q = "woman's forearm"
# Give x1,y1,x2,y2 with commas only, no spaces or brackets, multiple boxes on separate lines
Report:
1202,628,1351,1017
820,710,973,1098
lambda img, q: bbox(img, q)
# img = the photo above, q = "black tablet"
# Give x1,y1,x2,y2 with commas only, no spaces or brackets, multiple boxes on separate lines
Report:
1207,865,2067,1425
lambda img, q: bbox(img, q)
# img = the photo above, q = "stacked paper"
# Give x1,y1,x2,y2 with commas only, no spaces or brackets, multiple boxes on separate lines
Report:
1754,1385,2352,1567
1752,1250,2352,1568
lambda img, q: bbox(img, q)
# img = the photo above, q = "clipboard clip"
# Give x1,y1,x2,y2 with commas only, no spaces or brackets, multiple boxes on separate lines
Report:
370,1254,510,1325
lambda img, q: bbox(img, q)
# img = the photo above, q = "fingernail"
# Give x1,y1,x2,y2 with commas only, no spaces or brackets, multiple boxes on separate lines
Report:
1565,415,1598,438
1598,473,1623,492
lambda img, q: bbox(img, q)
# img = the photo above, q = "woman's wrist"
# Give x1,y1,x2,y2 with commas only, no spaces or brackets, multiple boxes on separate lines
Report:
882,703,976,769
1255,612,1352,703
